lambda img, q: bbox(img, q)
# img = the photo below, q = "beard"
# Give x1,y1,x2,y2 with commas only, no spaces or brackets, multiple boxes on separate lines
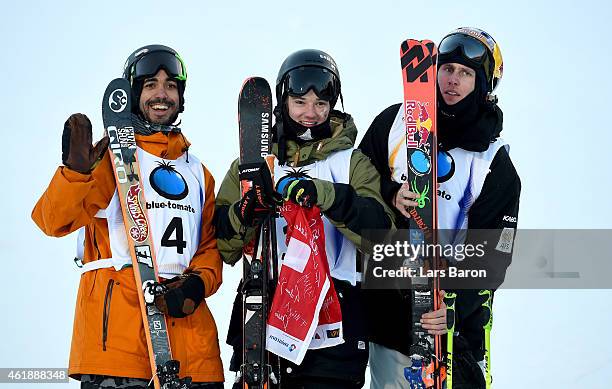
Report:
141,98,178,125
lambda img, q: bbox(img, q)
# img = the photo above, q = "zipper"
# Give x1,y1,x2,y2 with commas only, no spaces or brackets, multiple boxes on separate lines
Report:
92,226,102,260
102,279,115,351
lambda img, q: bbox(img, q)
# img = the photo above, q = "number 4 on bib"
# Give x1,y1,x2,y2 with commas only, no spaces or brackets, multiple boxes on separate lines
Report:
161,217,187,254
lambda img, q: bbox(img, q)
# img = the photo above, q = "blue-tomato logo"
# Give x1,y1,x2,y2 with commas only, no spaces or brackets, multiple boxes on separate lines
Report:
437,150,455,183
149,161,188,200
409,149,431,175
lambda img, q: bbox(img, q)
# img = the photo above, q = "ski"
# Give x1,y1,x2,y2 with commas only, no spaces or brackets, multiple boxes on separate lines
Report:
480,289,493,389
400,39,444,389
237,77,277,389
102,78,190,389
444,292,457,389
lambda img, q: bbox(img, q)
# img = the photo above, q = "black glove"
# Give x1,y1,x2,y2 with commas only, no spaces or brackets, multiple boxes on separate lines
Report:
234,162,281,226
452,350,486,389
449,335,486,389
277,176,318,208
154,274,205,318
62,113,110,173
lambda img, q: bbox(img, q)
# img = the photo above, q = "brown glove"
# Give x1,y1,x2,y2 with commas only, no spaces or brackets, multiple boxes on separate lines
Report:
62,113,110,173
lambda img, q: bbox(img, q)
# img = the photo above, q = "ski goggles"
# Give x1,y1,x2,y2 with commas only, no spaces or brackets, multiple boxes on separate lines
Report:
283,66,339,102
438,33,489,65
130,50,187,82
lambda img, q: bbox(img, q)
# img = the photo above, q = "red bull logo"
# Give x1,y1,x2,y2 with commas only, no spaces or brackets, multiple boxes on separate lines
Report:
417,103,432,147
405,100,418,148
405,101,432,149
405,100,434,177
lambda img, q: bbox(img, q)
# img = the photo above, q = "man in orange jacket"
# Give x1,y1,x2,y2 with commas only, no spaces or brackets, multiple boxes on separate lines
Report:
32,45,224,388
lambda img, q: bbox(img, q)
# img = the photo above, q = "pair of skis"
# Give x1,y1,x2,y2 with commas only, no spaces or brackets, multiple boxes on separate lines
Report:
236,77,279,389
400,39,447,389
102,79,190,389
401,40,493,389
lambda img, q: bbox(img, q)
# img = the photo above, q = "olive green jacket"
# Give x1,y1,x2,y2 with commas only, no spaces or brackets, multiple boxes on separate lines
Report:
215,111,394,265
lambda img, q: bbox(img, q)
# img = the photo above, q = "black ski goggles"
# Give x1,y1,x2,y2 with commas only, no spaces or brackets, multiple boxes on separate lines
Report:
131,50,187,82
283,67,339,102
439,34,489,65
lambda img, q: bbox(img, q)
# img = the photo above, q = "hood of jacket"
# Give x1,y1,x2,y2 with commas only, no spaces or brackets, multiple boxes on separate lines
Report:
438,104,503,152
274,110,357,167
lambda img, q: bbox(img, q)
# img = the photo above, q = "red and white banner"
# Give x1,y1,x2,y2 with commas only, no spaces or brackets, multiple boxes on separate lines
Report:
266,203,343,364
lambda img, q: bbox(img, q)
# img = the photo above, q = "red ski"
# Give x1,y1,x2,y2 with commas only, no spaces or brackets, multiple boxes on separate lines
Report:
400,39,445,389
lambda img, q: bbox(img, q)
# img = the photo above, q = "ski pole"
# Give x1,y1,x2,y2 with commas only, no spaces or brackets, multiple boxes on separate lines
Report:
443,292,457,389
479,289,493,389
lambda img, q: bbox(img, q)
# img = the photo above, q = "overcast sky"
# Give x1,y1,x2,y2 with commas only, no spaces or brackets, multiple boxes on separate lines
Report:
2,0,611,387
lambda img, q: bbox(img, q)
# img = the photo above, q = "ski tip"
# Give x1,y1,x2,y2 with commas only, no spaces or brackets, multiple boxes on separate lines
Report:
240,76,270,88
400,39,425,54
421,40,438,63
102,78,132,124
238,77,272,105
238,77,271,104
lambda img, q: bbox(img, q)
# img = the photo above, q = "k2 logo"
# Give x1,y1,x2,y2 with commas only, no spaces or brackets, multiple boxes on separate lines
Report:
401,41,437,83
109,88,128,113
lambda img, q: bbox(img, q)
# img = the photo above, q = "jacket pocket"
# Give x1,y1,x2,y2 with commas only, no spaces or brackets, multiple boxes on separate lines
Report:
97,271,148,358
102,279,114,351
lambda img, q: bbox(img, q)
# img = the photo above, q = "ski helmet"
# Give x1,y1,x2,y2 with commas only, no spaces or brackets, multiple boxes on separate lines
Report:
275,49,342,109
122,44,187,114
438,27,503,96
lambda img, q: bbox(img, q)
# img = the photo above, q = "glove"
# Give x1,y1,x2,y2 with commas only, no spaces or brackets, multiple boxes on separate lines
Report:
62,113,110,173
154,274,205,318
234,162,282,226
277,176,318,208
451,350,486,389
447,334,486,389
234,188,274,227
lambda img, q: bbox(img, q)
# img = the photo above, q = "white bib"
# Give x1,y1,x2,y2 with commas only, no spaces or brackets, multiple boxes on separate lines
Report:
273,149,359,285
80,148,206,278
387,104,508,246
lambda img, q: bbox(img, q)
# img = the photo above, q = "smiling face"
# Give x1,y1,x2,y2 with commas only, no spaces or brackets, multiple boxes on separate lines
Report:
437,62,476,105
138,69,180,124
286,90,331,127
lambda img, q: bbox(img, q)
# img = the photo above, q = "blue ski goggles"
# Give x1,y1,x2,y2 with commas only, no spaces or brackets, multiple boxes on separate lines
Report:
130,50,187,82
282,66,339,102
439,34,489,65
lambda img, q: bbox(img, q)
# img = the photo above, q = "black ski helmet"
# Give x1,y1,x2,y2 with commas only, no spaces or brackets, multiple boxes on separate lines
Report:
122,44,187,115
438,27,503,101
275,49,342,109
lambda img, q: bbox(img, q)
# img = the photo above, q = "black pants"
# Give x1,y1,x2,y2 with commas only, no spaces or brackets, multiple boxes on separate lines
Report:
227,279,369,388
80,374,223,389
231,375,364,389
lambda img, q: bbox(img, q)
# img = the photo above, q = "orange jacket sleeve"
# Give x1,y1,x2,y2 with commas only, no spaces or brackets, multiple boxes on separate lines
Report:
32,155,116,237
185,165,223,298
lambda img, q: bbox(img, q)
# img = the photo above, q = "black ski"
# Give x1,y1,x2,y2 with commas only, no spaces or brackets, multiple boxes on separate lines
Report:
237,77,277,389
